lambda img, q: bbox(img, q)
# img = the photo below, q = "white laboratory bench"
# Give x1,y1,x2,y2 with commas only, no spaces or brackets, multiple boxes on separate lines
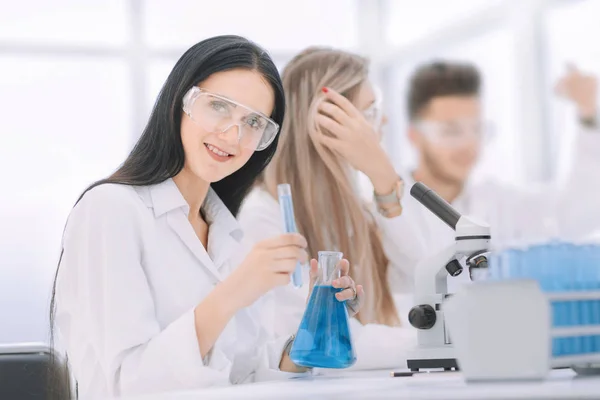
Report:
121,368,600,400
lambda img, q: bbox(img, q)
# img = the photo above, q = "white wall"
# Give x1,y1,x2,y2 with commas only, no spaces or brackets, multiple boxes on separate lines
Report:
542,0,600,183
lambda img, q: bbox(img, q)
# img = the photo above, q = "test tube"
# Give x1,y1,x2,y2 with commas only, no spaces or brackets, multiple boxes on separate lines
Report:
580,245,594,355
278,184,303,288
594,245,600,353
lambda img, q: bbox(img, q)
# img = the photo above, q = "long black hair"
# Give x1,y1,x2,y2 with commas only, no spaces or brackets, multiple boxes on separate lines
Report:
47,35,285,398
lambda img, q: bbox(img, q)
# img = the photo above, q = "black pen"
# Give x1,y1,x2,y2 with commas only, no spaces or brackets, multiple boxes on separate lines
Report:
390,371,414,377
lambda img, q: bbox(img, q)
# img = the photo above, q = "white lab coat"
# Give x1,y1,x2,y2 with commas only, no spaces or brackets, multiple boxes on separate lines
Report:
237,189,417,371
55,179,305,399
379,127,600,294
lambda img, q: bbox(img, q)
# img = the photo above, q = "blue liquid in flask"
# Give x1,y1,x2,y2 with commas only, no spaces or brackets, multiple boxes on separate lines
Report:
289,252,356,369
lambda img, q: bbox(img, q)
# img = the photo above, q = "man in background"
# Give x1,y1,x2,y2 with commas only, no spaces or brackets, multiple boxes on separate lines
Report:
383,61,600,291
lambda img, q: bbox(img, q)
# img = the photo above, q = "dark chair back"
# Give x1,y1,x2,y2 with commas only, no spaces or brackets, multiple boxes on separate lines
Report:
0,343,72,399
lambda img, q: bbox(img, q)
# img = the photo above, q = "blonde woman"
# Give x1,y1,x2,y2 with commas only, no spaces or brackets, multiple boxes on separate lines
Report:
238,47,418,370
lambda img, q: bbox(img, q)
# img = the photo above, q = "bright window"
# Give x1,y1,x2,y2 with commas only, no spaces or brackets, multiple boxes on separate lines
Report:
543,0,600,182
143,0,358,52
0,0,128,46
0,56,132,343
385,0,504,47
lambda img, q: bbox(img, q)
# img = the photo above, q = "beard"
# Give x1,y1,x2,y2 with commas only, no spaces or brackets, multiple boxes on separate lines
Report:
422,148,465,186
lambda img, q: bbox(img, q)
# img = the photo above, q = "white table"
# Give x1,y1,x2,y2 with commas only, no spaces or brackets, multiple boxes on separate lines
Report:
123,368,600,400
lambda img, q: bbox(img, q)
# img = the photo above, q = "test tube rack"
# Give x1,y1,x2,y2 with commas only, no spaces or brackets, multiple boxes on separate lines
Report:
548,290,600,368
489,242,600,369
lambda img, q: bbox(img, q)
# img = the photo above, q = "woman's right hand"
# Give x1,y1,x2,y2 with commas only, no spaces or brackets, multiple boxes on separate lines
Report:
225,233,308,310
314,88,399,196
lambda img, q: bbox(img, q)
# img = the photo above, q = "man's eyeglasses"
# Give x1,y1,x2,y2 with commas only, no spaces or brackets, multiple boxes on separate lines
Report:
413,119,495,147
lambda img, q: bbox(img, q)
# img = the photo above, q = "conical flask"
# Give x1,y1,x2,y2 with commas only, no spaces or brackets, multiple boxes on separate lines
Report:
289,251,356,368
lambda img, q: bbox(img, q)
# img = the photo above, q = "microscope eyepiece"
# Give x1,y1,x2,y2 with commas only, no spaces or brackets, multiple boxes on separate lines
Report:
410,182,461,230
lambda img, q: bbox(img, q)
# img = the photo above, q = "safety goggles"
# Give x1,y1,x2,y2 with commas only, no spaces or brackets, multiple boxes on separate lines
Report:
182,87,279,151
362,87,384,132
413,119,494,148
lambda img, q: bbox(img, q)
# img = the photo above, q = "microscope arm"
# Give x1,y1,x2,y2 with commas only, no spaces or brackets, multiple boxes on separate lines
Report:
413,243,457,304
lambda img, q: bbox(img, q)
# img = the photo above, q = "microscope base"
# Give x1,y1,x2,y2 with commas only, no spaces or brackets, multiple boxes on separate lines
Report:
406,346,458,372
407,357,459,372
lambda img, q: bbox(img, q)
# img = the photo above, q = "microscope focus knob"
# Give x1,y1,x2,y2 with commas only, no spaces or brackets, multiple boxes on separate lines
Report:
408,304,437,329
446,259,463,277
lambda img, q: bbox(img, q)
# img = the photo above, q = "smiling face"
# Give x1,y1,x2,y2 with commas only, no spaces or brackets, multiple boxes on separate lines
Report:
179,68,275,183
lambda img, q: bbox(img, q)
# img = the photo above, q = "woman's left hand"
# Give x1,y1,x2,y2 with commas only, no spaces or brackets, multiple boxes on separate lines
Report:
280,259,364,372
307,258,364,317
314,87,398,195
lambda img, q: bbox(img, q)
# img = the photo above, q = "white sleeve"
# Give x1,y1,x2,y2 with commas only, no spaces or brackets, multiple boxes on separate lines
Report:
556,128,600,238
376,213,424,276
249,301,313,382
371,196,427,295
237,194,284,244
237,196,308,338
57,187,232,396
235,196,312,381
482,128,600,243
346,319,417,371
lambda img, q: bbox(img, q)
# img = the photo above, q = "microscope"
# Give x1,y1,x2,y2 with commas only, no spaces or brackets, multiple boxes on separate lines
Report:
406,182,491,372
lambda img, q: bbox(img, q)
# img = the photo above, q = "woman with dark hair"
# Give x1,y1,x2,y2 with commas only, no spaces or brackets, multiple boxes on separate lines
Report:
50,36,362,398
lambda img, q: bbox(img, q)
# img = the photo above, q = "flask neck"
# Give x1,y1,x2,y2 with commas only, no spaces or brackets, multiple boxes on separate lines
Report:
317,251,343,285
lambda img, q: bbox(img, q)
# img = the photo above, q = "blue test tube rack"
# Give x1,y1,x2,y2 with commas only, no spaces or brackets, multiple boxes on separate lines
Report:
488,242,600,366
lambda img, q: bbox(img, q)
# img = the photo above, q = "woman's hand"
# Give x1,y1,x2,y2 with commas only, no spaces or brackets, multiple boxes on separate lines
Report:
195,234,306,361
224,233,308,311
306,258,364,317
314,87,398,196
555,64,598,120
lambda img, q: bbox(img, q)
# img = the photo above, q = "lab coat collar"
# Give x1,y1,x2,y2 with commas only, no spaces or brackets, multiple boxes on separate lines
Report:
144,178,244,281
149,178,189,217
202,189,244,244
147,178,243,243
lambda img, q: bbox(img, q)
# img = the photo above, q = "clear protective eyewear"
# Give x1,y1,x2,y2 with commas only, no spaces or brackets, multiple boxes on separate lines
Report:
413,119,495,148
362,87,384,132
182,87,279,151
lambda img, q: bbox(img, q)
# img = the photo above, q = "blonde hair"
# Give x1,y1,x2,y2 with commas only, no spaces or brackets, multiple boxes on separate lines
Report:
263,47,400,326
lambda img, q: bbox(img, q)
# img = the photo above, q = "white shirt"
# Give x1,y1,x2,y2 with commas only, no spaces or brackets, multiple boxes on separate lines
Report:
55,179,300,399
378,128,600,293
238,189,417,371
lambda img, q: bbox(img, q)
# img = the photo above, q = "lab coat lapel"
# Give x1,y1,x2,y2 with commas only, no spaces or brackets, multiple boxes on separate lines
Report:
166,210,223,281
149,179,223,281
203,188,245,272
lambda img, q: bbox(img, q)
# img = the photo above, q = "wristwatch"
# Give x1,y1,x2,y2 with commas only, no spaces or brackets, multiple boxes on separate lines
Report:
282,335,312,372
580,111,599,129
374,177,404,217
283,335,295,356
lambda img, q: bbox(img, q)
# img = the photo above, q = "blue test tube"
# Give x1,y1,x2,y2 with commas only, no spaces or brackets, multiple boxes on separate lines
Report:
558,242,574,356
583,244,600,353
571,244,584,355
591,244,600,353
546,243,565,356
278,184,303,288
